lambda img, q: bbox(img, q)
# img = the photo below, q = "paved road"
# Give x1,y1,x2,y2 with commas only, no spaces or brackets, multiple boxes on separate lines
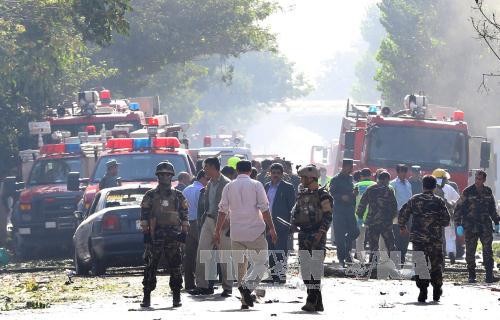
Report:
2,276,499,320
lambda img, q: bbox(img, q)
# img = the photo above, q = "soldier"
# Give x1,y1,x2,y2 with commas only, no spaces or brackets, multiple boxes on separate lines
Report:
454,170,500,283
290,164,333,312
329,159,359,266
356,171,398,263
399,175,450,303
99,159,121,189
139,161,189,308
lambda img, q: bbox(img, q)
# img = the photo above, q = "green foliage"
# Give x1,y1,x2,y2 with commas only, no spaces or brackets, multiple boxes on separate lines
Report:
95,0,278,95
0,0,130,175
351,4,385,102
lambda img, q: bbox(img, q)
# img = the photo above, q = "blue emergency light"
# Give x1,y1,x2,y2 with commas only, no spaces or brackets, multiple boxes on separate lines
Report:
65,143,81,153
129,102,140,111
132,138,151,150
368,105,378,115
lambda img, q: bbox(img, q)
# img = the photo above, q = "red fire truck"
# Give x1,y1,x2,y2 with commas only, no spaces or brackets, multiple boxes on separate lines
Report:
76,137,196,213
334,95,482,192
45,90,162,143
8,141,102,258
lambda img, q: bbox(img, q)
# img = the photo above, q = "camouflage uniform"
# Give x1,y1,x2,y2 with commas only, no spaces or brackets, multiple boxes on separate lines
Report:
291,185,333,311
454,184,499,279
356,183,398,260
399,191,450,291
141,185,189,294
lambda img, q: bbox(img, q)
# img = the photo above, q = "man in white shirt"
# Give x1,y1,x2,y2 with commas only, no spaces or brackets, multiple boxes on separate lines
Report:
432,169,460,264
214,160,277,310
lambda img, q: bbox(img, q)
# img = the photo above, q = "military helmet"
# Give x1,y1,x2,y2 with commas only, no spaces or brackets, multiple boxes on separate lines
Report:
155,161,175,175
298,164,320,178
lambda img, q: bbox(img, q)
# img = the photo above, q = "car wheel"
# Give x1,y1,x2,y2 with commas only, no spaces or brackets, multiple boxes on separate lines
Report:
90,250,106,276
74,251,90,275
14,235,31,261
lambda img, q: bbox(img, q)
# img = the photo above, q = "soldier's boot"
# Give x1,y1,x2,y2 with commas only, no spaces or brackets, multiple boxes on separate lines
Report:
172,289,182,307
432,286,442,302
468,269,477,284
485,267,499,284
140,290,151,308
301,289,318,312
315,291,324,312
417,287,427,303
448,252,455,265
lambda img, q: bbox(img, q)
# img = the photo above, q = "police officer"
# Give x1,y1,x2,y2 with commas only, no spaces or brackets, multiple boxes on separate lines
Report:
356,171,398,263
399,175,450,303
140,161,189,308
291,164,333,312
329,159,359,266
99,159,121,189
454,170,500,283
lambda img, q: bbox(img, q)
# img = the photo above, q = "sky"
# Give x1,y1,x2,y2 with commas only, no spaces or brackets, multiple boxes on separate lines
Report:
268,0,379,82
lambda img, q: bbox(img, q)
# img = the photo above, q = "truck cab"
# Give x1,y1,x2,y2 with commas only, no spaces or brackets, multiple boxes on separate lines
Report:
80,137,196,212
11,142,100,258
335,96,470,191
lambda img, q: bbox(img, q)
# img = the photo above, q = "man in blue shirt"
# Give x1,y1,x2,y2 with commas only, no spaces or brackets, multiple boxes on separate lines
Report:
390,164,413,264
264,163,295,283
182,170,208,290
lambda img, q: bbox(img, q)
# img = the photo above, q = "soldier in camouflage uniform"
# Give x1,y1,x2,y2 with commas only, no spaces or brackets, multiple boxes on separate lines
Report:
399,175,450,303
290,164,333,312
139,161,189,308
454,170,500,283
356,171,398,262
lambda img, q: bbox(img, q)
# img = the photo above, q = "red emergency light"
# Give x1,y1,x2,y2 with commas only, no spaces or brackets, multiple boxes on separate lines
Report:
99,89,111,104
146,117,159,126
203,136,211,147
106,138,133,150
152,137,181,149
86,125,96,134
40,144,65,154
453,110,464,121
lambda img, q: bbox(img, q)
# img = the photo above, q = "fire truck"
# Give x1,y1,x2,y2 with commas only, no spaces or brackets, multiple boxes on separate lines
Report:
75,136,196,213
7,139,103,258
44,90,161,143
334,94,490,192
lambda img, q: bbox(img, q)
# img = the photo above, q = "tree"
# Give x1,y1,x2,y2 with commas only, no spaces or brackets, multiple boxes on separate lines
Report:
0,0,132,174
351,4,386,102
92,0,278,95
311,52,359,100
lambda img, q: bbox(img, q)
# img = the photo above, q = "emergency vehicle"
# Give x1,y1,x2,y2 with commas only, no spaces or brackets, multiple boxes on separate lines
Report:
45,90,160,143
334,94,489,192
9,139,103,258
77,136,196,213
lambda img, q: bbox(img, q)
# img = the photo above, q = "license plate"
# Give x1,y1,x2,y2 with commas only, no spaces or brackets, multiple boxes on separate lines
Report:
136,220,141,230
19,228,31,235
45,222,56,229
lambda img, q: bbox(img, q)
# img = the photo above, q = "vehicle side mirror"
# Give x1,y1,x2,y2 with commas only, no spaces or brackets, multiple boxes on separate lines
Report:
74,211,83,221
67,172,81,191
79,177,89,186
344,131,355,159
480,141,491,169
3,176,24,197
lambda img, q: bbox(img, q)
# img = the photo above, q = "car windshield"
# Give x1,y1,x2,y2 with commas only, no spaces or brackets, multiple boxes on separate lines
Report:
104,188,149,208
91,153,188,183
28,157,82,185
366,126,467,169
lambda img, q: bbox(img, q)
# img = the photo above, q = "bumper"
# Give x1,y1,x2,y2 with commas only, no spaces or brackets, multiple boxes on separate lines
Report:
91,233,144,266
14,223,76,247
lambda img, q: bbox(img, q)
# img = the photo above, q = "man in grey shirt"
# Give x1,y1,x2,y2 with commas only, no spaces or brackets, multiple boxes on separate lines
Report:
189,157,233,297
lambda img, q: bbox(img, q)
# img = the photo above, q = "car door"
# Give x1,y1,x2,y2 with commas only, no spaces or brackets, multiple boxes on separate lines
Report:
74,192,103,263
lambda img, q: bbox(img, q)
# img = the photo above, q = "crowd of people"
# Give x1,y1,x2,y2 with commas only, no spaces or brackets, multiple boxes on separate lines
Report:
136,156,499,310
